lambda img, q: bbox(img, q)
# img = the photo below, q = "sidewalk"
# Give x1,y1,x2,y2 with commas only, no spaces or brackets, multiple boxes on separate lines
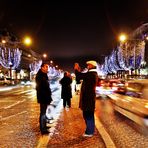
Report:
38,94,105,148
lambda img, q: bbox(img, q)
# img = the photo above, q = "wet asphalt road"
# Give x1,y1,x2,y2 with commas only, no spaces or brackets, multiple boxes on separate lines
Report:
0,85,148,147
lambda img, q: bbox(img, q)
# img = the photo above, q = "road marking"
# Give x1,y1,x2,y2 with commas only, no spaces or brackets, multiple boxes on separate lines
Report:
3,99,26,109
0,111,27,121
95,114,116,148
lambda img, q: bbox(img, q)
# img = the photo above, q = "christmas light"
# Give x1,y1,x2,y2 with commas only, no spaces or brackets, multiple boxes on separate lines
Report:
29,60,42,75
0,47,22,69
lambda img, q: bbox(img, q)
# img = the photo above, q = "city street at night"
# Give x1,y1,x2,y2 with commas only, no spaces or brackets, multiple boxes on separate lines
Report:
0,84,148,147
0,1,148,147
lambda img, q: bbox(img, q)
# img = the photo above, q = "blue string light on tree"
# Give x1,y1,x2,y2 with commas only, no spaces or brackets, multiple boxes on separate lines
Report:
0,47,22,69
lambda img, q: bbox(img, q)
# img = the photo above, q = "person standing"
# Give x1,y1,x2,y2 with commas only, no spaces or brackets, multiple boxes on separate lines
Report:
74,63,81,94
60,71,72,108
74,61,98,137
35,63,52,134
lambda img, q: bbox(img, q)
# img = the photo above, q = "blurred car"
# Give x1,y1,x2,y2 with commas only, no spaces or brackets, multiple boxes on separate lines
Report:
21,80,32,86
125,79,148,99
96,79,113,98
97,79,109,87
108,79,126,94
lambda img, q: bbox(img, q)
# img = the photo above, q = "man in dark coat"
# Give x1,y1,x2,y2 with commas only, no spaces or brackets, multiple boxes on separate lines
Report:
35,63,52,134
74,61,98,137
60,71,72,108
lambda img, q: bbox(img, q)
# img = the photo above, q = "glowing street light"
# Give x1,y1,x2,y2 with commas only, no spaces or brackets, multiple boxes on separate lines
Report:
28,54,31,57
0,39,7,47
2,39,6,44
43,53,47,58
50,60,53,64
23,36,32,46
55,65,59,70
119,34,127,42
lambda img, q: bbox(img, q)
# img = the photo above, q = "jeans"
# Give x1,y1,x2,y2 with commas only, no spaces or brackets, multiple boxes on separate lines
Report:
83,111,95,135
39,104,48,132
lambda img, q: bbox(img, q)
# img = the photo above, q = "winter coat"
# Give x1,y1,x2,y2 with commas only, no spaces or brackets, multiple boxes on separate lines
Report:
60,76,72,99
35,69,52,104
75,69,98,111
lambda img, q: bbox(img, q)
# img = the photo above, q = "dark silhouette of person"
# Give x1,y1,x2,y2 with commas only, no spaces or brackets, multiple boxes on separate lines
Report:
74,63,81,94
35,63,52,134
60,71,72,108
74,61,98,137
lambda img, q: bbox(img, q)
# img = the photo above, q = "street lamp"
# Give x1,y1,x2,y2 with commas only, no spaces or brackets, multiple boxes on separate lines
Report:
50,60,53,64
43,53,47,58
42,53,47,62
28,54,31,58
1,39,6,44
23,36,32,46
119,34,127,43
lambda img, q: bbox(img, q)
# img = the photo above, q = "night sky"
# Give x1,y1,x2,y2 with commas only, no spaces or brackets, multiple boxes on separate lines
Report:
0,0,148,72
